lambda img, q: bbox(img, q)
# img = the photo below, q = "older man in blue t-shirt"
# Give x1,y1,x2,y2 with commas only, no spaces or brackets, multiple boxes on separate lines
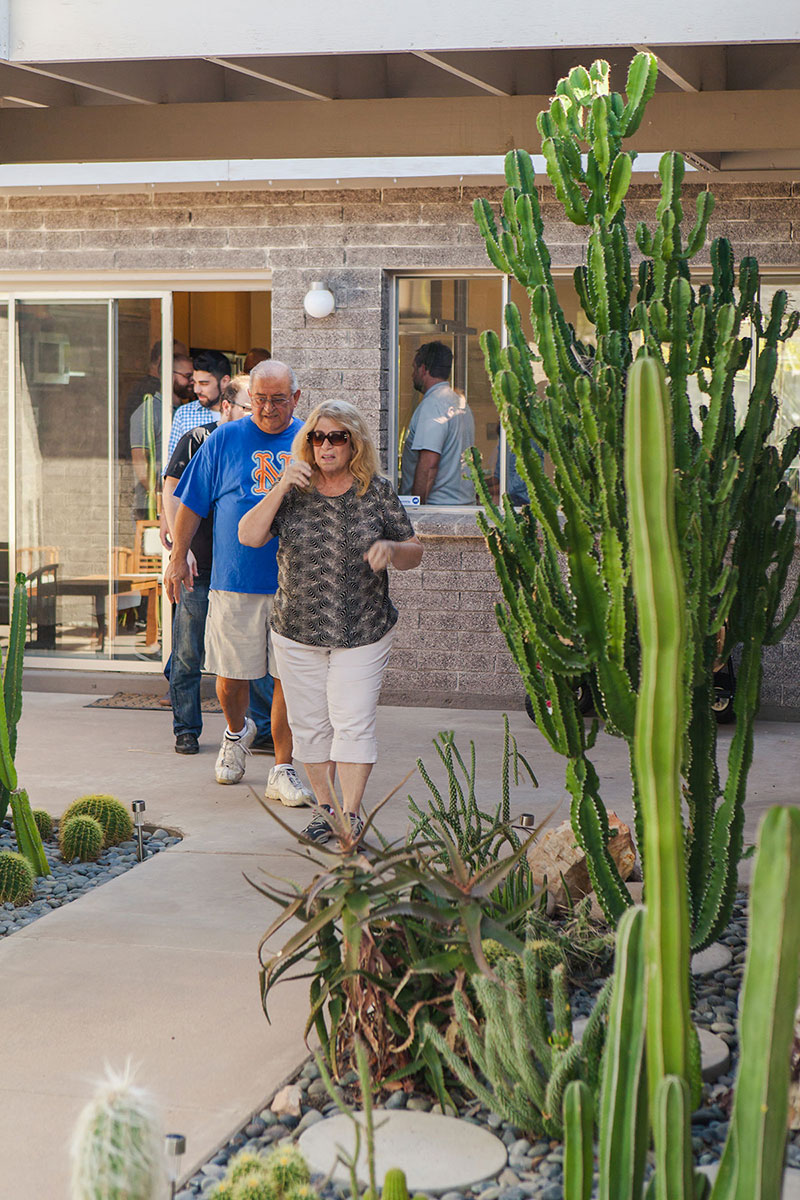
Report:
164,359,312,808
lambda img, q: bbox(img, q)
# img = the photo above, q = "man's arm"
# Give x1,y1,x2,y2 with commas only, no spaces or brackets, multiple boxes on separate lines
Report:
410,449,441,504
131,447,150,488
164,503,202,602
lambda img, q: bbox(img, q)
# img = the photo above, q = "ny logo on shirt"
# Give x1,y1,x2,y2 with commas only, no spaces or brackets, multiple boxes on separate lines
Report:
251,450,292,494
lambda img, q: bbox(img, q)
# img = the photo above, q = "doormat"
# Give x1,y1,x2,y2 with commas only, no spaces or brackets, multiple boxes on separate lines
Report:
86,692,223,712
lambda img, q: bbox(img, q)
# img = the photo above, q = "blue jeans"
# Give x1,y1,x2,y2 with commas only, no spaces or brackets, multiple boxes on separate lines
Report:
169,571,273,740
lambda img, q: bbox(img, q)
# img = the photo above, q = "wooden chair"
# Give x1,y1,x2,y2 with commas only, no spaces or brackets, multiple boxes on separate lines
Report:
114,521,162,649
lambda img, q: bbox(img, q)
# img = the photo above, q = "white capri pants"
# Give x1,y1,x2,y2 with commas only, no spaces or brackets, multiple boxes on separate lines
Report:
270,627,395,764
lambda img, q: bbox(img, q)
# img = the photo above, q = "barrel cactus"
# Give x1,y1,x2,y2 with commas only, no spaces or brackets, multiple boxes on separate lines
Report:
264,1145,310,1193
60,814,104,863
62,794,133,848
381,1169,410,1200
226,1151,270,1185
0,848,35,904
69,1063,166,1200
32,809,53,840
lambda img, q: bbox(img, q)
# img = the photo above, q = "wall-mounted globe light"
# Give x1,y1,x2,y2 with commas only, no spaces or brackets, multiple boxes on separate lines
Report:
303,281,335,319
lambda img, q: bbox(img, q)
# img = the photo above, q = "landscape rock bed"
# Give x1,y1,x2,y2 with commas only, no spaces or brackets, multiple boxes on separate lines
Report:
178,892,800,1199
0,817,181,937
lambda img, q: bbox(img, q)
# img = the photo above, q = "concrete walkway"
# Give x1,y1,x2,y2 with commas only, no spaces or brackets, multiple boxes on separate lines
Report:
2,691,799,1196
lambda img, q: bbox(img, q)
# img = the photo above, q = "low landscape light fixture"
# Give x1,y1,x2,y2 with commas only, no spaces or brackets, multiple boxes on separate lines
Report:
164,1133,186,1198
132,799,146,861
515,812,537,831
303,281,335,319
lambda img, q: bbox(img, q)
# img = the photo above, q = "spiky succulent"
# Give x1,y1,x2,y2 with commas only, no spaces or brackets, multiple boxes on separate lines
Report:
0,848,35,904
32,809,53,840
61,795,133,848
60,814,103,863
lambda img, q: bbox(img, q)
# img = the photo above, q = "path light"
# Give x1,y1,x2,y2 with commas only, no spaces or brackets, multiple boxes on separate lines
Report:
303,281,335,319
514,812,537,832
132,799,146,862
164,1133,186,1198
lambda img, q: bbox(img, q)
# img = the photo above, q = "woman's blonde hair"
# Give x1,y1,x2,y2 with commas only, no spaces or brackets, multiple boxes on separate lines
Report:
292,400,381,497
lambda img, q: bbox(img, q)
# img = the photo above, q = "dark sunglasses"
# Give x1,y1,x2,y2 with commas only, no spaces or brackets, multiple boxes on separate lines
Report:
307,429,351,447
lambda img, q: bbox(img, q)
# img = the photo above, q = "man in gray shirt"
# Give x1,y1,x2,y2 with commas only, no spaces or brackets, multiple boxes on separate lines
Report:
400,341,475,505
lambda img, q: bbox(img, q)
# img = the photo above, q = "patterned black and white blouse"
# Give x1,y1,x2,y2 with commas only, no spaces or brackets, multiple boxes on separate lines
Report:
269,474,415,648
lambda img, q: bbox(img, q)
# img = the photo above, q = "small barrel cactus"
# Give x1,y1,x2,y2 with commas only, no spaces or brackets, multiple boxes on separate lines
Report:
381,1169,410,1200
0,848,35,904
226,1151,270,1185
69,1063,166,1200
60,814,104,863
32,809,53,840
62,794,133,847
230,1174,276,1200
264,1144,311,1193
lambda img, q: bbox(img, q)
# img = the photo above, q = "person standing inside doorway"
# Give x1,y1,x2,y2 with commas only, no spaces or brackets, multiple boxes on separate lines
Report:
165,349,231,464
400,341,476,505
164,360,312,807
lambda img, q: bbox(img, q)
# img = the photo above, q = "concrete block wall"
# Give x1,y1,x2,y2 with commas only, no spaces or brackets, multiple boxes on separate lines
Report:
0,180,798,706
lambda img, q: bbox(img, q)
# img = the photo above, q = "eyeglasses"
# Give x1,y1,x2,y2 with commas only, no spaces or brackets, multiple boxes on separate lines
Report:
173,370,193,381
251,394,292,408
307,429,351,447
232,401,252,411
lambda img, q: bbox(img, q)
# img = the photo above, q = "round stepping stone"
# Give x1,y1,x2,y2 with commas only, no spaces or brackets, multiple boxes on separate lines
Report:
298,1109,507,1193
691,942,733,977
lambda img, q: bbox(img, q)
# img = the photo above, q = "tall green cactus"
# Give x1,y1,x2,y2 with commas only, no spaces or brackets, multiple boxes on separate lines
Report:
472,52,800,948
0,572,48,876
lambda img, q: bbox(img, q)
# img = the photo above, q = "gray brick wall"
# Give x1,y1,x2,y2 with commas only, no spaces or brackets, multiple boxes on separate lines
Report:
0,180,799,706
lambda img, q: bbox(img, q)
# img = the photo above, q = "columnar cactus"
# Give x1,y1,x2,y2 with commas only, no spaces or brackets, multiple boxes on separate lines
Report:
471,52,800,948
0,572,48,876
70,1063,167,1200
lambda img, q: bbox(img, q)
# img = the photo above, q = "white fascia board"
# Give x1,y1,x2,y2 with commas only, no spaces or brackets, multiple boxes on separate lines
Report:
0,153,676,193
8,0,800,63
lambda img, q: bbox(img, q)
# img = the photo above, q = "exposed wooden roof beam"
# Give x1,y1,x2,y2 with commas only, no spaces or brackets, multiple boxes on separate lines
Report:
206,57,332,101
411,51,510,97
1,61,155,104
0,89,796,163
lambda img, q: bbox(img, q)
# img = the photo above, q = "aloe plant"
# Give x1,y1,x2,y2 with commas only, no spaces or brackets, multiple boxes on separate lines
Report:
0,572,48,875
471,52,800,949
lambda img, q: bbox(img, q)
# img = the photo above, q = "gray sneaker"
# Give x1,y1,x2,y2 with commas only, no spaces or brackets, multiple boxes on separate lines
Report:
214,718,256,784
264,764,313,808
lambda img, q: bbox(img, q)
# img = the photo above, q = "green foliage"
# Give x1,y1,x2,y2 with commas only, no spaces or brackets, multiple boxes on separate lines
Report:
0,848,35,904
32,809,53,840
263,1145,311,1193
426,944,611,1139
524,894,615,981
226,1152,270,1185
69,1064,166,1200
254,781,534,1102
62,795,133,848
315,1039,379,1200
0,574,48,876
564,808,800,1197
406,718,541,929
471,51,800,950
60,814,104,863
215,1144,316,1200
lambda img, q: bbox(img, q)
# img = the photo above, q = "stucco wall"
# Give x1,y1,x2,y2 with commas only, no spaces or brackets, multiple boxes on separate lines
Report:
0,179,799,707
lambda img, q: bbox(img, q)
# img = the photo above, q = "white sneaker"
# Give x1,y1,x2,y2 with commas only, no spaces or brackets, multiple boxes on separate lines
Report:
264,764,313,808
214,718,256,784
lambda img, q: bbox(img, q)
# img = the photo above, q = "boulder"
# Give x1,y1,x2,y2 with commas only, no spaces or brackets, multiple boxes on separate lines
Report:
527,813,636,911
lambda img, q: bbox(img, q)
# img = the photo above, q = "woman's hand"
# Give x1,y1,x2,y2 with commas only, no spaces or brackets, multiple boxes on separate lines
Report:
281,459,313,490
364,540,395,572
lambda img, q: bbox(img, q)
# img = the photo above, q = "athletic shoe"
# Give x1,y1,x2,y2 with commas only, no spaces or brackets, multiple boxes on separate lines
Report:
174,732,199,755
300,805,336,844
250,733,275,755
214,718,256,784
264,764,313,808
347,812,364,840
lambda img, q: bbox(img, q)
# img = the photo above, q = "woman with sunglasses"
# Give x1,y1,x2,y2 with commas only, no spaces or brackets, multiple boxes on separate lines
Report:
238,399,423,844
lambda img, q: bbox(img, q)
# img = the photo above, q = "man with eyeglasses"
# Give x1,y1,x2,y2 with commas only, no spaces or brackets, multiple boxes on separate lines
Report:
164,360,312,806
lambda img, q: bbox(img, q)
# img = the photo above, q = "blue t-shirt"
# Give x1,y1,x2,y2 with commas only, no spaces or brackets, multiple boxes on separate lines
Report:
175,415,302,594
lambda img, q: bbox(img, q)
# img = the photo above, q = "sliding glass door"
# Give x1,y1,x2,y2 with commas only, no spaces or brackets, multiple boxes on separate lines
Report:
4,294,167,663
